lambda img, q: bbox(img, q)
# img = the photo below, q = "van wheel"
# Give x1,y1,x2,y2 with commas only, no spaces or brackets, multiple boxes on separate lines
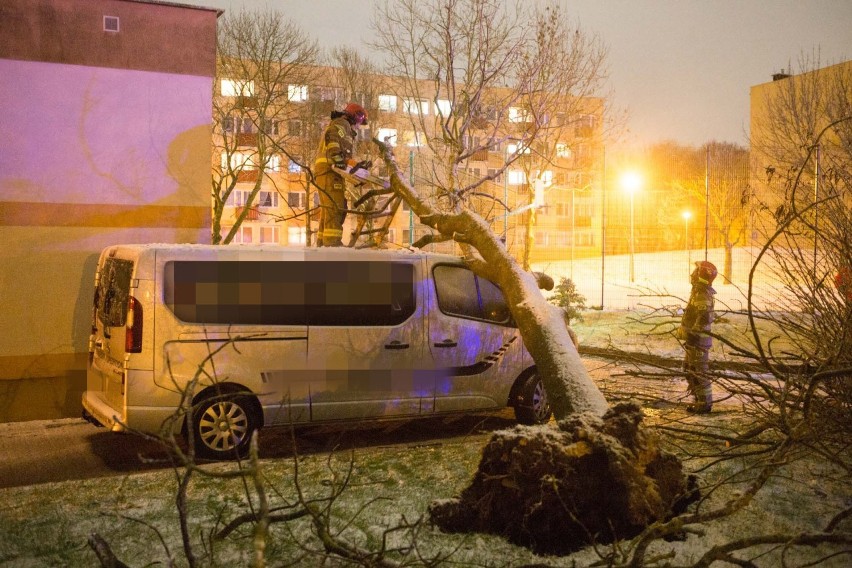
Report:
514,373,552,425
191,393,258,460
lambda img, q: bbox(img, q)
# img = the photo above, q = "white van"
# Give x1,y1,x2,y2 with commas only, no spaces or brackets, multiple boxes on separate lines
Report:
82,244,551,459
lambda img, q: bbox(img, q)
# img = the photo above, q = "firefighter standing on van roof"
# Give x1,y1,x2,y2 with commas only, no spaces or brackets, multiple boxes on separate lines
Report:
314,103,368,247
676,260,718,414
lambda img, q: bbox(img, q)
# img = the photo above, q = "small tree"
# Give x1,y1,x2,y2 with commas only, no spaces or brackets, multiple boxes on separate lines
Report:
548,276,586,324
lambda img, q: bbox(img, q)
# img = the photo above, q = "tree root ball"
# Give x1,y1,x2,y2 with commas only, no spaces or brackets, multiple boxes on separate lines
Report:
429,402,697,555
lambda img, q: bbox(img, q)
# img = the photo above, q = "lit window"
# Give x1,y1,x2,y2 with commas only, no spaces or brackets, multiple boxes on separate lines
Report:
507,170,526,185
223,225,254,244
288,84,308,102
288,159,302,174
556,143,572,158
225,189,250,207
378,94,397,112
287,226,306,245
508,107,530,123
377,128,398,146
287,192,306,208
221,79,254,97
435,99,452,116
259,226,279,244
265,155,281,173
222,152,256,171
257,191,279,208
403,98,429,115
507,143,531,155
540,170,553,185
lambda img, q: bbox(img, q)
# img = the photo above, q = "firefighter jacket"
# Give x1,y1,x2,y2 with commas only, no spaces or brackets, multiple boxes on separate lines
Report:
315,116,357,169
681,283,716,350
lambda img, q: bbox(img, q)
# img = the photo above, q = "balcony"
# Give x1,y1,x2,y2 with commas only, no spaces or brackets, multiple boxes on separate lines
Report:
236,96,258,109
236,132,258,147
234,206,260,221
236,169,259,182
470,149,489,161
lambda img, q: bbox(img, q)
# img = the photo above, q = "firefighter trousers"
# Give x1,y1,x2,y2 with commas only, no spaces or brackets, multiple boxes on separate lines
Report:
684,346,713,406
316,165,347,247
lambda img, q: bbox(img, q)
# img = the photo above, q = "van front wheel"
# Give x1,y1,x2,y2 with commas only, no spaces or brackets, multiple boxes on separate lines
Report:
191,394,258,460
514,373,552,425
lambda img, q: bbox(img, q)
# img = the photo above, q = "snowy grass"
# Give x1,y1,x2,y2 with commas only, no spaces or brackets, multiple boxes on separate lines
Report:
0,308,843,566
1,412,848,567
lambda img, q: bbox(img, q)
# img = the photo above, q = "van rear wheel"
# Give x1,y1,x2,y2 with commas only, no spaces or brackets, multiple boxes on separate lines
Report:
191,393,258,460
514,373,552,425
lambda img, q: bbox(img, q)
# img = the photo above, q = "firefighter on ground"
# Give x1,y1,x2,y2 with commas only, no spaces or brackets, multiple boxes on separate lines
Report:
313,102,368,247
676,260,718,414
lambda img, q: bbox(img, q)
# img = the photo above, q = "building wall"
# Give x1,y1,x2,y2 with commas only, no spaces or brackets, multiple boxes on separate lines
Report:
0,0,218,421
749,60,852,235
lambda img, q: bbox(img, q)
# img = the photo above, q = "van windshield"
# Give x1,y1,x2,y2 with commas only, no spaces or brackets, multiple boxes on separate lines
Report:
97,258,133,327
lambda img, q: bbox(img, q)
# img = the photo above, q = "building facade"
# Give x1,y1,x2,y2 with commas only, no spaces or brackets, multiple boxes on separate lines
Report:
0,0,218,421
212,69,606,264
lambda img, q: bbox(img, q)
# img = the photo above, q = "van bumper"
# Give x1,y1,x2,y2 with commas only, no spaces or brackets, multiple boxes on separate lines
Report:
81,391,126,432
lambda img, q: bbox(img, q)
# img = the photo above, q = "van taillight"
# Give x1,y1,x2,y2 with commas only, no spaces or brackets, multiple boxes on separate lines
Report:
125,296,143,353
91,288,99,333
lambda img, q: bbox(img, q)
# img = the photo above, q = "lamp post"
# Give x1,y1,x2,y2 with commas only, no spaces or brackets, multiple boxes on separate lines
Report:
620,171,642,282
682,210,692,275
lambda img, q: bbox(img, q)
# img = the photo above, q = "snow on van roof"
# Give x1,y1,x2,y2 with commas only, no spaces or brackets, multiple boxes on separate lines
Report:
105,243,464,262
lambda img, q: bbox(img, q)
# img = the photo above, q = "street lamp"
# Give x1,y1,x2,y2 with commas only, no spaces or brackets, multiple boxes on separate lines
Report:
620,171,642,282
682,210,692,275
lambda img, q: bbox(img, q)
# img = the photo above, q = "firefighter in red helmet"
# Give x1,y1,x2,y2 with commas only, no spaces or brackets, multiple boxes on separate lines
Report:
676,260,718,413
313,103,368,246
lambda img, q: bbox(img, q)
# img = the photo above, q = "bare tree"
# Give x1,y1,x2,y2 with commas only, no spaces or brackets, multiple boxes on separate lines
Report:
372,0,610,417
646,141,752,282
212,8,320,244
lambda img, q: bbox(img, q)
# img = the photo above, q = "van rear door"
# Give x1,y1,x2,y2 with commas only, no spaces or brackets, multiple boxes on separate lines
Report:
86,247,146,426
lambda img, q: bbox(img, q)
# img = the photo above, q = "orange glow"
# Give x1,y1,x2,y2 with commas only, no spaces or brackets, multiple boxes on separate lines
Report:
620,171,643,194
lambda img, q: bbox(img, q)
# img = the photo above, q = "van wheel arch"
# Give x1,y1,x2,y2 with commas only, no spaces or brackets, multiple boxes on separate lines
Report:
187,383,263,460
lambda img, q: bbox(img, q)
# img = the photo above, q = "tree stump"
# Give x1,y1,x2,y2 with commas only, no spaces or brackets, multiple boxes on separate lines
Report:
429,402,696,555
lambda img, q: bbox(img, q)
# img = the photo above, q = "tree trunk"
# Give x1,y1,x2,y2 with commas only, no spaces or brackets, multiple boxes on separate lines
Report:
377,142,608,418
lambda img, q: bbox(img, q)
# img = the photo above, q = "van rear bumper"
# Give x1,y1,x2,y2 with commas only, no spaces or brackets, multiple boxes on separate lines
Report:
81,391,126,432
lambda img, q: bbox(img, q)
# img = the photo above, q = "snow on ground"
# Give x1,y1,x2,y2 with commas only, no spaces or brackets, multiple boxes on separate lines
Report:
533,246,786,312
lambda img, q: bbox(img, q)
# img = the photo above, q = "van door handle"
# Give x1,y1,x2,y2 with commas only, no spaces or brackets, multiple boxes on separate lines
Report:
434,339,457,348
385,340,409,350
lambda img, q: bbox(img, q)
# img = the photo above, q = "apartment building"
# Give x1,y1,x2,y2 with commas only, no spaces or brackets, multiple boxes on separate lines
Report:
749,59,852,233
213,70,605,264
0,0,218,421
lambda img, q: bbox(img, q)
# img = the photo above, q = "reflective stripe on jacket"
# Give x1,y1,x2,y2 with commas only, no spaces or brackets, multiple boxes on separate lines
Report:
314,116,355,168
682,284,716,349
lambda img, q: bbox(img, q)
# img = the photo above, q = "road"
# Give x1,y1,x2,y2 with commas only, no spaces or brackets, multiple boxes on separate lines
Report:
0,410,524,490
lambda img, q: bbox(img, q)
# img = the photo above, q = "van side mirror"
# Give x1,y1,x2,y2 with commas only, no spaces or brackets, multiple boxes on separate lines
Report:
532,272,554,291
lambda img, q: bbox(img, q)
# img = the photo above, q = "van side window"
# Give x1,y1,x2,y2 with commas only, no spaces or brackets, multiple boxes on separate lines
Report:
433,265,512,325
97,258,133,327
164,261,415,326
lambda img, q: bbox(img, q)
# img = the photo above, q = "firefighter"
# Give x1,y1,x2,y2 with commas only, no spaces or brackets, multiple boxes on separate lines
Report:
314,102,368,247
676,260,718,413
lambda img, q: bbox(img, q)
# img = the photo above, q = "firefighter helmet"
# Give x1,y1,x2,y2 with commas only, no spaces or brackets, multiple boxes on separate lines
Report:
693,260,718,285
344,102,368,125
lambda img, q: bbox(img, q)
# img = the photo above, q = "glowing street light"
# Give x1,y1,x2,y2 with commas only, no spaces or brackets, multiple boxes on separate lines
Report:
620,171,643,282
682,210,692,274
